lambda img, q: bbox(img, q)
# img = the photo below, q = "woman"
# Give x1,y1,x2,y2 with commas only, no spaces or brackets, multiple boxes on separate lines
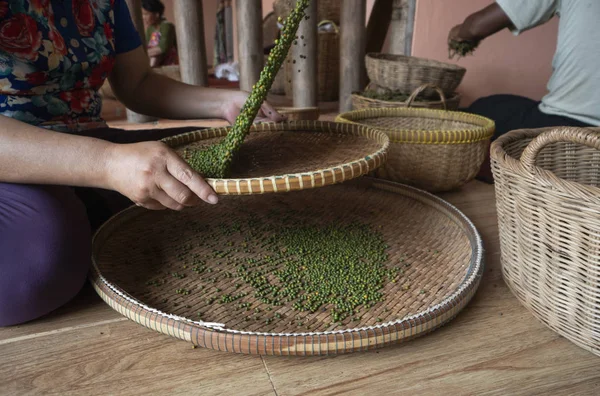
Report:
0,0,284,326
142,0,178,67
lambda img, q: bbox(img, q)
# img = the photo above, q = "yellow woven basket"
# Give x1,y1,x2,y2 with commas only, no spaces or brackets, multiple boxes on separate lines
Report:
336,107,495,192
491,126,600,357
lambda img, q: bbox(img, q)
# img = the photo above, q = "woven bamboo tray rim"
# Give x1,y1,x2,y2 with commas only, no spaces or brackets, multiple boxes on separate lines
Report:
335,108,495,145
161,121,389,195
90,178,484,355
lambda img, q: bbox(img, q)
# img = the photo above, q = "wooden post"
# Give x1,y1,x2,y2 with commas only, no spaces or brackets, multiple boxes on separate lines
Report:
404,0,417,55
225,0,235,63
339,0,366,112
235,0,263,92
389,0,416,55
174,0,209,87
124,0,156,123
292,0,318,107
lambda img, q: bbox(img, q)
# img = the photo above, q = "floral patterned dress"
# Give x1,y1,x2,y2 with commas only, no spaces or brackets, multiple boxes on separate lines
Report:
0,0,141,132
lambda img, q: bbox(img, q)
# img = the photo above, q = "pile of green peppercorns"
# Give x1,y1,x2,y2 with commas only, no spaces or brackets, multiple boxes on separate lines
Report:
187,0,311,178
448,39,480,59
144,207,415,331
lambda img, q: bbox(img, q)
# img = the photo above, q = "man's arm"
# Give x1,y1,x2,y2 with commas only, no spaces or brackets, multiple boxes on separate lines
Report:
449,3,513,43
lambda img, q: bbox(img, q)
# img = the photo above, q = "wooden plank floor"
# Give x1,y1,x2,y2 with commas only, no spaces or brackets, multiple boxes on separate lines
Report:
1,126,599,395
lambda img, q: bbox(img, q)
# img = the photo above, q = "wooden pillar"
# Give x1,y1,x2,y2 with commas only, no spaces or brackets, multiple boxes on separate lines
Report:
174,0,209,87
124,0,156,123
225,0,235,63
235,0,263,92
292,0,318,107
404,0,417,55
389,0,416,55
339,0,366,112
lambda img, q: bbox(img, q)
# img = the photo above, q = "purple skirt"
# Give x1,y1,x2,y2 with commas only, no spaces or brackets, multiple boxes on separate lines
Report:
0,126,199,326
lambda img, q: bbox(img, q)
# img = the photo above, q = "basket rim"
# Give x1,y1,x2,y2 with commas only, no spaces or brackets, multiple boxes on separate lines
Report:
366,53,467,73
89,178,484,354
336,107,495,145
161,120,389,195
490,126,600,198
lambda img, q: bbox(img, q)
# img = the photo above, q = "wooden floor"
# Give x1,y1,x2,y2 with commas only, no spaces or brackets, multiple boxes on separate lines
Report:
1,115,599,395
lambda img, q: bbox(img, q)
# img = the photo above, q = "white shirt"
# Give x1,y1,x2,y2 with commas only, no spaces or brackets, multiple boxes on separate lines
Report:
496,0,600,126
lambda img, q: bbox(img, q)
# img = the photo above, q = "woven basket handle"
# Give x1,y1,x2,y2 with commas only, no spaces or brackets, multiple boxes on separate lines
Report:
520,127,600,170
406,84,447,110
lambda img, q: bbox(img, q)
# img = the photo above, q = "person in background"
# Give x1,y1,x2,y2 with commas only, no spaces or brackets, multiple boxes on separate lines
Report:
450,1,600,182
142,0,178,67
0,0,284,327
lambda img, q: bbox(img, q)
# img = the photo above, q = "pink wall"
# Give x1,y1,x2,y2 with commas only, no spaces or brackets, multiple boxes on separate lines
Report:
411,0,558,106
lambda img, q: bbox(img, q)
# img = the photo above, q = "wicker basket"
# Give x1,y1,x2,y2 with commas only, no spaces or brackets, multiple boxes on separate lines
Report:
274,0,341,23
284,21,339,102
365,53,466,98
491,126,600,357
352,83,461,111
336,108,494,192
276,106,320,121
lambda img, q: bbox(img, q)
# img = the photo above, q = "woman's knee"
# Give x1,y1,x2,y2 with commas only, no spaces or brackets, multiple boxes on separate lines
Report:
0,184,92,326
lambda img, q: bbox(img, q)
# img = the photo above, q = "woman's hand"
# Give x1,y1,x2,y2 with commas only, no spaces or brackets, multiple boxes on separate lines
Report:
221,91,287,125
105,141,218,210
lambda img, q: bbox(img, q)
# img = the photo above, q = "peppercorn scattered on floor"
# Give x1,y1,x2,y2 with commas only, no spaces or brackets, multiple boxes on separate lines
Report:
2,180,599,395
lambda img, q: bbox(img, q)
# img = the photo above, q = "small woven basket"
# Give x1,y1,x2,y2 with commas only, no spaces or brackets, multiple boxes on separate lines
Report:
284,21,339,102
365,53,466,98
491,126,600,357
336,108,494,192
352,83,461,111
274,0,341,23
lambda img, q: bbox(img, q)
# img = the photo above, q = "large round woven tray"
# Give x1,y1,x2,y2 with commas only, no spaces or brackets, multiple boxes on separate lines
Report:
162,121,388,195
91,178,484,356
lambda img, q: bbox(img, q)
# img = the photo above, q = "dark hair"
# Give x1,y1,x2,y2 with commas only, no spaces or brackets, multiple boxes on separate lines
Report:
142,0,165,16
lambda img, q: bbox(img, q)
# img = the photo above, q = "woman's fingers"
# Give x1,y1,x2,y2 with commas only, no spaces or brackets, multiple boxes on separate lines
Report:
165,152,219,205
156,172,199,208
261,101,287,122
149,189,185,211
